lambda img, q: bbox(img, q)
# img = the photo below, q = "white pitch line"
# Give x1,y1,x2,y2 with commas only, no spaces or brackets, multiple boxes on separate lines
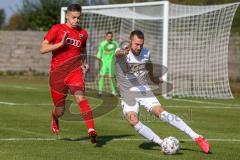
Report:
0,101,16,105
166,105,240,109
0,101,51,106
0,84,38,90
0,137,240,142
0,138,56,141
172,98,240,107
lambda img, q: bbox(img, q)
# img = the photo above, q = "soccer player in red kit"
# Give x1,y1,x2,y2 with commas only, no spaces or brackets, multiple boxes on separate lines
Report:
40,4,97,143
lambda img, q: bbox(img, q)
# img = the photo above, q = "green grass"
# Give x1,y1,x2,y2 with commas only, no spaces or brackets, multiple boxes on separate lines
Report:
0,76,240,160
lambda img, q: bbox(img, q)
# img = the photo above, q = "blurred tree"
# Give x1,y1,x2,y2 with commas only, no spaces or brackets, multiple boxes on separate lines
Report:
6,13,27,30
21,0,70,30
0,9,6,30
7,0,85,31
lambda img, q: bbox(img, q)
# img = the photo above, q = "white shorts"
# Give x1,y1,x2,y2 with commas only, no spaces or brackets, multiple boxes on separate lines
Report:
121,96,161,115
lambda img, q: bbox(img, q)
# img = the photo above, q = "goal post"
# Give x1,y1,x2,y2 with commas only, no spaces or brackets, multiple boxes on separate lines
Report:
60,1,240,99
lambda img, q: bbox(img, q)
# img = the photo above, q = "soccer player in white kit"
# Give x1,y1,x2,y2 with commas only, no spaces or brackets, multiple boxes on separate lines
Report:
115,30,210,153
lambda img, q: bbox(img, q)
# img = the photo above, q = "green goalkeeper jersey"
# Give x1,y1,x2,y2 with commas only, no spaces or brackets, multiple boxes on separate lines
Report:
97,40,119,64
97,40,119,75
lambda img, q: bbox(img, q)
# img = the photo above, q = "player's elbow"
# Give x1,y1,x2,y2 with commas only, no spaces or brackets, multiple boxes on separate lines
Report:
40,41,50,54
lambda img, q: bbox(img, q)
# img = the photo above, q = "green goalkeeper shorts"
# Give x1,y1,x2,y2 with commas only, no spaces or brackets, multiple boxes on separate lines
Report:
99,64,115,77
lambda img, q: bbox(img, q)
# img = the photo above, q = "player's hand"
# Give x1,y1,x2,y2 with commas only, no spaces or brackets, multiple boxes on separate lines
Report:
82,63,90,73
59,31,68,47
122,43,130,54
116,48,129,58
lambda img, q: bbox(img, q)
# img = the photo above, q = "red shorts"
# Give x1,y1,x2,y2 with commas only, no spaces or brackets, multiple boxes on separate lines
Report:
50,67,85,107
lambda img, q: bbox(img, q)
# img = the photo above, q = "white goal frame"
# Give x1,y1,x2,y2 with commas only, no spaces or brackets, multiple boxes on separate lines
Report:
60,1,169,86
60,1,240,99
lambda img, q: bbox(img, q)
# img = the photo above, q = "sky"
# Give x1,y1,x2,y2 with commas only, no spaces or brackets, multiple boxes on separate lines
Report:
0,0,105,23
0,0,23,23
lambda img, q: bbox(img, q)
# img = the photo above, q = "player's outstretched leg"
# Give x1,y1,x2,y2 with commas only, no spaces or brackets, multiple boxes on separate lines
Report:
78,99,97,144
152,106,210,153
126,112,163,145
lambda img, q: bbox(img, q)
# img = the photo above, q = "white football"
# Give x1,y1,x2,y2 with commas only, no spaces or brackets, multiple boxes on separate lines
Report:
161,136,180,155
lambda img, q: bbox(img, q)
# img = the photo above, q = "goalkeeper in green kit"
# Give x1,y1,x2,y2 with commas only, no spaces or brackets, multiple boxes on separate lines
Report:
96,32,119,96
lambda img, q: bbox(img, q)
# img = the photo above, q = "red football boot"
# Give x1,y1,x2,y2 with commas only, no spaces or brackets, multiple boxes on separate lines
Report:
88,129,97,144
195,136,210,153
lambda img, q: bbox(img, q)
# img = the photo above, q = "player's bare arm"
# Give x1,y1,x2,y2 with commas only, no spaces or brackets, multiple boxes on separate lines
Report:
40,32,68,54
145,62,163,84
81,48,89,72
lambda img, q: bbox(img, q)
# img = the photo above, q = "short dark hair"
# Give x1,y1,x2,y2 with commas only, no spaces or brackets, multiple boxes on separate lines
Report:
106,31,113,36
130,30,144,39
67,4,82,12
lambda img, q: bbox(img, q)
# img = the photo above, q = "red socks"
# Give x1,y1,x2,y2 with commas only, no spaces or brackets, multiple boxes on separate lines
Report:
78,99,94,129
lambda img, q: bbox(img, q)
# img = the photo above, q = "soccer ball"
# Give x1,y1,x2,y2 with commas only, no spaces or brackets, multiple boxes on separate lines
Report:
161,136,180,155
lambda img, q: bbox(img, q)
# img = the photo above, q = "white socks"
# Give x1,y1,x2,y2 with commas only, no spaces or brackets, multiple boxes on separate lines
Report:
132,111,199,145
160,111,199,140
134,121,163,145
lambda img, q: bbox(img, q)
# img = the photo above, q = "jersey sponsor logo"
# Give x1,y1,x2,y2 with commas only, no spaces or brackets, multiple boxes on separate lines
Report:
66,37,81,47
79,34,84,39
103,42,117,54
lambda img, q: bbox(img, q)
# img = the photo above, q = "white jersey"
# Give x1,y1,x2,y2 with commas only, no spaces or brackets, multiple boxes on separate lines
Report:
116,48,150,85
126,48,150,63
125,48,150,86
116,48,155,105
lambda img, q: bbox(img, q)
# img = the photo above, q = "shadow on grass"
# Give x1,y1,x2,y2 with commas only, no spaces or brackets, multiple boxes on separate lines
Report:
139,141,184,156
180,140,213,154
138,140,212,155
60,134,134,147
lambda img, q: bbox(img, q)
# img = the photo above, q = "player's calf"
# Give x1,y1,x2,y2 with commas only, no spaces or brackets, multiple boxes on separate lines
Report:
51,107,65,135
51,111,60,135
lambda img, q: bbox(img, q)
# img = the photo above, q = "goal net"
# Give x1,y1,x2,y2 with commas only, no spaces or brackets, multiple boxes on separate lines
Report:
61,1,239,98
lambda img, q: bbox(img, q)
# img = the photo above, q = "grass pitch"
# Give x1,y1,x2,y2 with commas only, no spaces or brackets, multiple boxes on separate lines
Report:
0,76,240,160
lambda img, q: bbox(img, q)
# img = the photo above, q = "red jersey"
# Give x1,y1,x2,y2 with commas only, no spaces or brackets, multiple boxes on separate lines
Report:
44,24,88,71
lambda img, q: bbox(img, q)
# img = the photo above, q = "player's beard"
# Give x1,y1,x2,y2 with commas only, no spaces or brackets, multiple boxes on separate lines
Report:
132,48,142,56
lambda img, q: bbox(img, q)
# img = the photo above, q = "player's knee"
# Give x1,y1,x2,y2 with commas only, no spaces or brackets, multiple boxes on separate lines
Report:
151,105,165,117
126,112,139,126
75,94,85,103
128,119,139,126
